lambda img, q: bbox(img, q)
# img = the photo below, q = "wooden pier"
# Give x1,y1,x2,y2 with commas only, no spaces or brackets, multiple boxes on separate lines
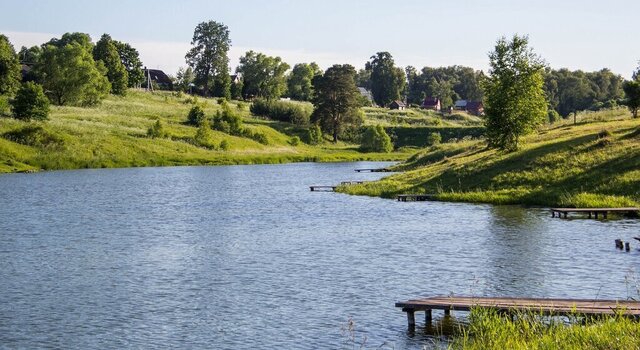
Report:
397,296,640,329
397,194,435,202
550,207,640,219
340,181,366,185
309,185,336,192
354,168,388,173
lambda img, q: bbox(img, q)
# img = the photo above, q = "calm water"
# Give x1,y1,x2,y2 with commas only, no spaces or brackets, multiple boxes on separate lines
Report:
1,162,639,349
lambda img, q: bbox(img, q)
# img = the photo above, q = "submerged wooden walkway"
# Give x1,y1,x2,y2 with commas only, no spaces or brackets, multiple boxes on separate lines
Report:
309,185,336,192
551,207,640,219
354,168,389,173
397,194,435,202
397,296,640,329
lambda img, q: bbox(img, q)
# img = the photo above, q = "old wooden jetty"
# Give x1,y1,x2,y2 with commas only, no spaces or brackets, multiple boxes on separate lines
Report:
309,185,336,192
340,181,366,185
354,168,388,173
396,296,640,329
550,207,640,219
397,194,435,202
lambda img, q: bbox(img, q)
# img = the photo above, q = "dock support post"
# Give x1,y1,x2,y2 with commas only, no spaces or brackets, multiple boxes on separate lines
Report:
604,212,608,219
595,212,599,219
444,309,451,316
563,212,567,219
406,309,416,330
425,309,432,324
588,212,592,219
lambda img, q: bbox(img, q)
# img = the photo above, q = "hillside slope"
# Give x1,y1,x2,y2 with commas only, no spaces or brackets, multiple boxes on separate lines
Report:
0,91,412,173
339,109,640,208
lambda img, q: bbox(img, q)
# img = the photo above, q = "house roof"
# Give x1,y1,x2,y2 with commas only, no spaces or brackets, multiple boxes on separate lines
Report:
143,69,173,85
466,101,483,110
391,100,406,107
422,97,440,107
358,87,373,100
454,100,468,108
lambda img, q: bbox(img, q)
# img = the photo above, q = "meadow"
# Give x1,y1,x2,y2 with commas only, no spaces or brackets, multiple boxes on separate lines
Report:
339,108,640,208
0,90,416,173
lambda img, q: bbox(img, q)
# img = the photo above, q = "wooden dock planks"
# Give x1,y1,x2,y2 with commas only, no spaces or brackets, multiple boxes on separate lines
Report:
397,194,435,201
397,296,640,329
551,207,640,219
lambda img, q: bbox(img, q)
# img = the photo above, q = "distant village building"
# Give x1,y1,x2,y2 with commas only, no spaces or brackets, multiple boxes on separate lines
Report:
454,99,484,116
389,100,406,110
143,68,173,90
230,74,241,84
357,87,374,105
421,97,441,111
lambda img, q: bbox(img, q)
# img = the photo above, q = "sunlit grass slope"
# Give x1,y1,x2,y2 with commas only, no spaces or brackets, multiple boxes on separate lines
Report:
339,108,640,208
0,90,413,173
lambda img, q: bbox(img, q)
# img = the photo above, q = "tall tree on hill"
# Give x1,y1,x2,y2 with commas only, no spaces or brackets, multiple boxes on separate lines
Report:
287,62,322,101
0,34,22,95
237,51,289,100
366,52,406,107
483,35,547,151
112,41,144,88
185,20,231,98
46,32,93,51
94,34,128,95
633,61,640,81
311,64,362,142
623,80,640,118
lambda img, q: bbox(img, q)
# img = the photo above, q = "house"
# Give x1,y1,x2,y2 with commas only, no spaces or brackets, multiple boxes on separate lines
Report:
357,87,374,105
142,68,173,90
230,74,241,84
389,100,406,110
454,99,468,110
465,101,484,116
421,97,441,111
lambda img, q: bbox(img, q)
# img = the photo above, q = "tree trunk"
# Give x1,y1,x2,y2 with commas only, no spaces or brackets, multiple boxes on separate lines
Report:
573,111,577,125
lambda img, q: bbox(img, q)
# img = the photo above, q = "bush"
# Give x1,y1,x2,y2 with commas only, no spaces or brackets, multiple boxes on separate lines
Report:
360,125,393,153
548,109,561,124
147,120,167,138
10,82,50,121
0,95,10,117
289,136,300,146
219,139,230,151
187,105,206,126
241,129,269,145
213,105,243,135
217,97,225,105
306,124,323,145
194,123,216,149
2,125,65,149
250,98,311,125
427,132,442,146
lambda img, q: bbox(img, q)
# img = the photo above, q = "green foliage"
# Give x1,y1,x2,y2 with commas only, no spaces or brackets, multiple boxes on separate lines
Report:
0,34,22,95
185,20,231,97
212,104,243,135
237,50,290,99
94,34,128,95
187,105,206,125
0,95,11,116
547,109,561,123
250,98,312,125
360,125,393,153
366,52,406,107
194,122,216,149
426,132,442,146
112,40,144,88
306,124,323,145
2,125,65,149
289,136,300,146
10,82,50,121
244,130,269,145
483,35,547,151
46,32,93,51
175,66,195,92
312,64,363,142
287,62,321,101
147,120,167,138
37,42,110,106
623,80,640,118
230,79,243,100
219,139,230,151
406,65,484,105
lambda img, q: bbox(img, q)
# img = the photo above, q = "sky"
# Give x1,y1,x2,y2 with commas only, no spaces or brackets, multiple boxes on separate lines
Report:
1,0,639,78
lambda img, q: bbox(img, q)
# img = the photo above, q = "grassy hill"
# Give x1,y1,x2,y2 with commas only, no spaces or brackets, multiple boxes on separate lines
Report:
339,108,640,208
0,90,416,173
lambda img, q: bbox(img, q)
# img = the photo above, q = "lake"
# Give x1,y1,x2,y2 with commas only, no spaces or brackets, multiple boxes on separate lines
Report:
1,162,639,349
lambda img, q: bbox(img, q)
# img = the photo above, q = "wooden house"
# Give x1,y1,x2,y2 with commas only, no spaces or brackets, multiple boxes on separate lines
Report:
421,97,441,111
142,68,174,90
389,100,406,110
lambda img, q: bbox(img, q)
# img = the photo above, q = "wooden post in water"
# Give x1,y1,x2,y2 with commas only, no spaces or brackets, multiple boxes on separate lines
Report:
616,239,624,249
425,309,432,323
626,242,631,252
405,309,416,330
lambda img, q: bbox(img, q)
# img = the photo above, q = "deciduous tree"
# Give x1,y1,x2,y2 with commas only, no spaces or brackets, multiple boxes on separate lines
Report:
237,51,289,100
366,52,406,107
0,34,22,95
623,80,640,118
94,34,128,95
113,41,144,88
483,35,547,151
287,62,321,101
311,64,362,142
10,82,49,121
185,21,231,98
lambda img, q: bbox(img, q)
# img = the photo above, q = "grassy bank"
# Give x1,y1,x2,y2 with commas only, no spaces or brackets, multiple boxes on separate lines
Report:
450,308,640,350
0,90,414,173
338,108,640,208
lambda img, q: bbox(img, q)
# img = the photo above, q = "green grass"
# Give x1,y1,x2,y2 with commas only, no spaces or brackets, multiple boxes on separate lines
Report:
0,90,416,173
338,108,640,208
451,308,640,350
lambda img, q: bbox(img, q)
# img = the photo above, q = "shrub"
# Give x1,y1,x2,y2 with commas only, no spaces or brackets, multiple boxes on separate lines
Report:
250,98,311,125
219,139,230,151
289,136,301,146
597,129,613,139
194,123,216,149
213,105,243,135
306,124,323,145
427,132,442,146
0,95,10,116
147,120,167,138
217,97,225,105
242,129,269,145
2,125,65,149
10,82,50,121
187,105,206,126
548,109,561,124
360,125,393,153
